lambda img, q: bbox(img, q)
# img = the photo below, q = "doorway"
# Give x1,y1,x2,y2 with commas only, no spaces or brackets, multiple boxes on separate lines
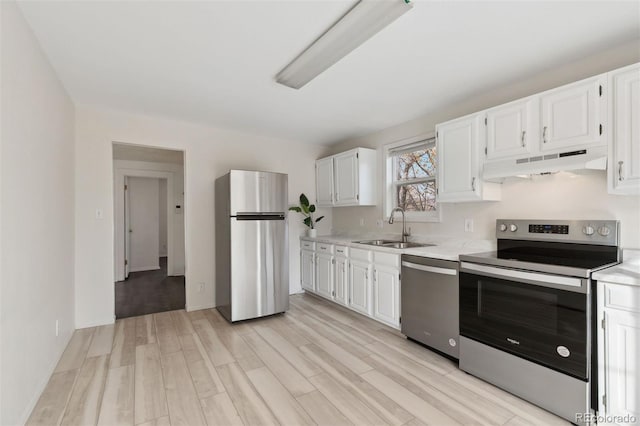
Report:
113,143,186,318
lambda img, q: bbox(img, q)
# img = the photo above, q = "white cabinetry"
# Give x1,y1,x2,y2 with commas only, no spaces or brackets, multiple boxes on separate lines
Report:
485,97,537,160
349,248,373,316
315,243,334,299
315,157,334,206
436,113,501,202
372,251,401,328
539,75,606,152
609,63,640,195
315,148,377,207
334,246,349,306
597,281,640,425
301,249,315,292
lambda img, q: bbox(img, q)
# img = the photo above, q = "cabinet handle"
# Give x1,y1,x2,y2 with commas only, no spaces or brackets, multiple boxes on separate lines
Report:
542,126,548,143
471,177,476,191
330,192,333,203
618,161,624,181
521,130,526,147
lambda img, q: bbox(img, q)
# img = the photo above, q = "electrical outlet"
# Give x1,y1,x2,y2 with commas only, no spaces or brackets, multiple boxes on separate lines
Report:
376,219,384,228
198,282,205,292
55,320,59,337
95,209,104,220
464,218,474,232
359,218,365,226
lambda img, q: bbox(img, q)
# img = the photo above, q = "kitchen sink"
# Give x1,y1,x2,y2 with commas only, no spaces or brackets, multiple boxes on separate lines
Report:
353,240,435,249
384,242,435,249
353,239,398,246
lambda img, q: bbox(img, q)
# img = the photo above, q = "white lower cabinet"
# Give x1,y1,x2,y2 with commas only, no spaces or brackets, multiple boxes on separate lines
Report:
301,239,401,329
334,249,349,306
300,249,315,292
315,252,334,299
598,281,640,424
373,265,400,327
349,259,372,316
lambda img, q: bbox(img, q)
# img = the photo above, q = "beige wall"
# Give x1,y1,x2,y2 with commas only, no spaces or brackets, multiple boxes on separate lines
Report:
74,106,331,328
327,40,640,249
1,2,76,424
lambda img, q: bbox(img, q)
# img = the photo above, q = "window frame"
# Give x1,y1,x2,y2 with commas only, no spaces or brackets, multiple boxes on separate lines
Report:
383,133,441,223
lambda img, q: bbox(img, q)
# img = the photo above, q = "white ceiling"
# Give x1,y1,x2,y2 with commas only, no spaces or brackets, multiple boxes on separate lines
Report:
18,1,640,145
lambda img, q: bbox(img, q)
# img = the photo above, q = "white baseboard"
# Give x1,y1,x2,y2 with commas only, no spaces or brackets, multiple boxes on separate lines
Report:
186,303,215,312
75,316,116,329
129,265,160,273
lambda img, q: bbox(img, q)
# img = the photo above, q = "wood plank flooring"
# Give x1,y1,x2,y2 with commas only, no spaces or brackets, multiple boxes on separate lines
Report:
27,294,570,426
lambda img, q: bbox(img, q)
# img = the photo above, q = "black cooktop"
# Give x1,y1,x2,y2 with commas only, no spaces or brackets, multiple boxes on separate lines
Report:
460,239,621,278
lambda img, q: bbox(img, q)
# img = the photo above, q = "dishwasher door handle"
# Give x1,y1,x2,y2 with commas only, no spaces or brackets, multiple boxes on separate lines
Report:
402,261,458,276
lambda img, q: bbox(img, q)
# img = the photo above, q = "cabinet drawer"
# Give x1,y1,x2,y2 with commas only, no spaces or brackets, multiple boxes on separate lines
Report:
317,243,334,254
374,251,400,268
350,248,372,262
335,245,349,257
301,240,316,250
603,282,640,313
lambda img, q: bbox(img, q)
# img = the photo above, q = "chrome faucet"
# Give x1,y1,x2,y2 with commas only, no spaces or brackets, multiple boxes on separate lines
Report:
388,207,410,243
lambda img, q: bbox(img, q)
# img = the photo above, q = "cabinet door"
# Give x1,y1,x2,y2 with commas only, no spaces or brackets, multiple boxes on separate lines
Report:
373,266,400,327
334,150,359,205
315,253,334,300
603,309,640,422
540,76,605,152
610,64,640,195
349,260,371,315
486,98,536,160
315,157,334,207
301,250,315,292
335,257,349,306
436,114,482,202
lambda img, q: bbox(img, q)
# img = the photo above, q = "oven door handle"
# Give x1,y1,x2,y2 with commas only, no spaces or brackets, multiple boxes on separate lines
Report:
460,262,585,290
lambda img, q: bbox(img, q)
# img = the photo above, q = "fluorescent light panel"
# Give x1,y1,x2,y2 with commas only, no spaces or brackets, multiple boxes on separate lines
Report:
276,0,413,89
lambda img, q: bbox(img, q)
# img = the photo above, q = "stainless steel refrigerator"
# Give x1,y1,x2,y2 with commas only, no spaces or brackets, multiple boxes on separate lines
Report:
215,170,289,322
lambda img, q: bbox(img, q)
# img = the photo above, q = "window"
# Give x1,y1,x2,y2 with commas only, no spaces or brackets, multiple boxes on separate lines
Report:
384,136,440,221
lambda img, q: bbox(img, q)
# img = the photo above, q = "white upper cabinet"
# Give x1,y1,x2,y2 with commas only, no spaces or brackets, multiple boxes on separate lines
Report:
334,151,358,205
315,148,377,207
486,97,537,160
608,63,640,195
436,113,501,202
539,75,606,152
315,157,334,206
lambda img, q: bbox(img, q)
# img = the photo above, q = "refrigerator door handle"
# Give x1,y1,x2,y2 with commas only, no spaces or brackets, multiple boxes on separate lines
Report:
234,212,285,220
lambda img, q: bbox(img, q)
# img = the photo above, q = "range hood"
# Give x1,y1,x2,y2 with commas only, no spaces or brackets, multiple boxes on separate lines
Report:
483,146,607,181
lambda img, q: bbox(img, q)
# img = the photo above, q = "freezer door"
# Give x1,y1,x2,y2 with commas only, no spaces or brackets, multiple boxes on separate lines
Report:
230,216,289,321
229,170,288,215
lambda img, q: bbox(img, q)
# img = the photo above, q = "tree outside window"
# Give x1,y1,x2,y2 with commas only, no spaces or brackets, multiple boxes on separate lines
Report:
389,138,437,216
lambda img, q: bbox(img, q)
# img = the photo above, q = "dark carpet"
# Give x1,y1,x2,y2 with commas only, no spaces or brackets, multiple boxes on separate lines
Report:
115,257,185,319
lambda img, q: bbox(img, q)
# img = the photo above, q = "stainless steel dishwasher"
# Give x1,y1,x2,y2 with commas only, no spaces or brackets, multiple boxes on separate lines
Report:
401,254,460,359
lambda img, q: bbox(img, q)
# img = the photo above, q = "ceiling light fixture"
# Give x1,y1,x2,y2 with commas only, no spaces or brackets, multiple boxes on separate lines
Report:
275,0,413,89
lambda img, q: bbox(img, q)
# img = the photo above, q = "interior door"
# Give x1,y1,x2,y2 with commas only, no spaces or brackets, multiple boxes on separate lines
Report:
124,176,131,279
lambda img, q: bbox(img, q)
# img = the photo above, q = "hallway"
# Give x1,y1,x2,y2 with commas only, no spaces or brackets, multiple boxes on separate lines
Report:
115,257,185,319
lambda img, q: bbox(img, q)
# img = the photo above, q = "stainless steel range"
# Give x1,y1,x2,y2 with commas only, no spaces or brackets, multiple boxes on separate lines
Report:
459,219,620,425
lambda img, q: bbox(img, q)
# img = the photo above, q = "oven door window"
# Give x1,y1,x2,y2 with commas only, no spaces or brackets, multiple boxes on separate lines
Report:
460,272,588,380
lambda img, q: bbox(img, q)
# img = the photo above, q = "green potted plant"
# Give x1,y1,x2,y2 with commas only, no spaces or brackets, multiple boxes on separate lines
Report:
289,193,324,237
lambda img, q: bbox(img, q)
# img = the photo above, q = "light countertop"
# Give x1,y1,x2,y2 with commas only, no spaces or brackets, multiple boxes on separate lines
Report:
593,249,640,287
299,234,495,262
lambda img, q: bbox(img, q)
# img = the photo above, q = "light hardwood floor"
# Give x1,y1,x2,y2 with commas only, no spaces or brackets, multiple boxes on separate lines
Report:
27,294,569,426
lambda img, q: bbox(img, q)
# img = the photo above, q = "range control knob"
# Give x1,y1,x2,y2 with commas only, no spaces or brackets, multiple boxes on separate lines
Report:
499,224,507,232
583,226,595,236
509,224,518,232
598,226,611,237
